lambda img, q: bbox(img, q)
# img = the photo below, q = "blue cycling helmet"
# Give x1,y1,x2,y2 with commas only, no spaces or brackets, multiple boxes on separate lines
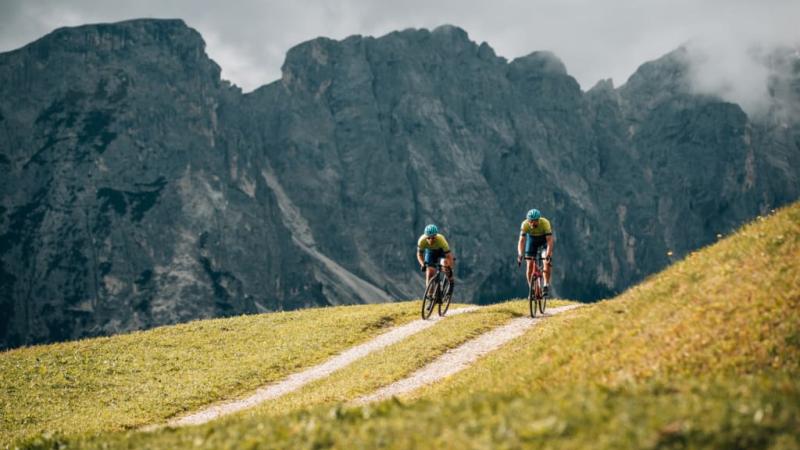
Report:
424,224,439,236
526,209,541,220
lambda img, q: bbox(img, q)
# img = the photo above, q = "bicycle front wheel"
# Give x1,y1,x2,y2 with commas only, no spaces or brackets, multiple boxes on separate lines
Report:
438,277,452,316
528,278,537,318
534,277,544,315
422,277,438,319
539,283,548,314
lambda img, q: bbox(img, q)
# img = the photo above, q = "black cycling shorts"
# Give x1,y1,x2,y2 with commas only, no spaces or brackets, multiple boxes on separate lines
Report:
524,234,548,258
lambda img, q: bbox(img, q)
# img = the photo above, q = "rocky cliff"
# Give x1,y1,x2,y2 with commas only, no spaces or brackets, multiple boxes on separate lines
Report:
1,20,798,348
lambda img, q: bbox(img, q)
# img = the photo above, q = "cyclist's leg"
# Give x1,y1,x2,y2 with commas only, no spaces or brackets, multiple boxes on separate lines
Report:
443,252,455,295
524,235,536,285
425,267,436,286
527,261,536,289
543,246,552,285
442,252,454,272
534,245,550,296
423,249,438,286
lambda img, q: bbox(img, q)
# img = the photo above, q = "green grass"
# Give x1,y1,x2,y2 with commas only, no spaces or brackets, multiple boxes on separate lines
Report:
1,301,421,446
243,300,574,419
6,203,800,449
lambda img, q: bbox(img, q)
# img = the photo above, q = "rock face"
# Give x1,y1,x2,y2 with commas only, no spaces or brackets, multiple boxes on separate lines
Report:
1,20,798,349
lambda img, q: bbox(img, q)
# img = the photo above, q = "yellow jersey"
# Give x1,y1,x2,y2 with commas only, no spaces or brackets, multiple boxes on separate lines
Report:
520,218,552,236
417,234,451,252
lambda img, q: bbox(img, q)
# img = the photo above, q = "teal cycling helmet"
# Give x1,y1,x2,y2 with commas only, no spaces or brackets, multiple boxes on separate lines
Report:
526,209,541,220
424,224,439,236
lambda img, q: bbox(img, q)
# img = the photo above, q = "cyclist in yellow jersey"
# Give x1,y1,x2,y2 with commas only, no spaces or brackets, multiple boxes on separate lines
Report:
417,224,455,295
517,209,554,296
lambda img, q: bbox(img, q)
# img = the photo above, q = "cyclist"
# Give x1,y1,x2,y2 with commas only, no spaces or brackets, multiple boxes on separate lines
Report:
417,224,455,296
517,209,554,296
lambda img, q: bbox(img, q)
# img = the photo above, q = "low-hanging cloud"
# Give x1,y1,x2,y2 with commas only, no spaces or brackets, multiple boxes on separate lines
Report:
675,2,800,119
684,30,800,119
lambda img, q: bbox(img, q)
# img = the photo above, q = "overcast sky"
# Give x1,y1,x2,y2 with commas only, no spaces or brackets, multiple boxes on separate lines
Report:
1,0,799,110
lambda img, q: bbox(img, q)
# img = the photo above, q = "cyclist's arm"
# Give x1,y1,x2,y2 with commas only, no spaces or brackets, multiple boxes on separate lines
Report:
517,233,526,258
546,234,554,258
416,249,425,267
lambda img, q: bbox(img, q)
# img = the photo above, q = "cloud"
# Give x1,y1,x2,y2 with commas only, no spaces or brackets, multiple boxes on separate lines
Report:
680,5,800,118
685,40,774,116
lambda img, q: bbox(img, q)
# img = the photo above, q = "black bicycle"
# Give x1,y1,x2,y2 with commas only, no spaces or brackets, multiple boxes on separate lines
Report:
521,252,548,317
421,264,452,319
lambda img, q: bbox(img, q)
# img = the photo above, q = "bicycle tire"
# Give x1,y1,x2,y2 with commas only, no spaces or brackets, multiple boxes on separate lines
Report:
539,282,548,314
438,277,452,316
534,276,544,315
528,276,537,318
421,274,438,319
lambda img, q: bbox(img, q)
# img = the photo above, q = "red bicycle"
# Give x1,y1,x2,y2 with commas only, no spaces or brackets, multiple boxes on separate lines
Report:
520,251,548,317
421,263,452,319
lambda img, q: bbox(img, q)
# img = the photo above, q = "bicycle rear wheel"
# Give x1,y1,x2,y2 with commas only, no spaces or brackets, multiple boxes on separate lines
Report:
438,277,452,316
421,275,438,319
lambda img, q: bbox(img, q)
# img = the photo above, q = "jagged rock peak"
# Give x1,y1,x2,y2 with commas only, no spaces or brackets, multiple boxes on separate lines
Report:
431,24,470,41
589,78,615,92
0,18,222,95
283,36,338,65
509,51,568,75
430,24,478,55
8,18,206,57
283,24,479,66
477,41,500,61
280,36,339,91
280,24,485,90
621,46,690,92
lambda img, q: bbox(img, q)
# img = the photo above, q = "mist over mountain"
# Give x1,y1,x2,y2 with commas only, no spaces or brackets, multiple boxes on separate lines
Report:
1,19,798,349
683,38,800,120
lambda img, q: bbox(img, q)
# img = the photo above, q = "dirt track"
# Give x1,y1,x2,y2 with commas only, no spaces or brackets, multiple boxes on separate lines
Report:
353,304,582,405
161,306,479,428
152,303,581,429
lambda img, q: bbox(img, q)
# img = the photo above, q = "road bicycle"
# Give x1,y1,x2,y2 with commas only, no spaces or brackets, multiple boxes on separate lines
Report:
520,251,548,317
421,263,453,319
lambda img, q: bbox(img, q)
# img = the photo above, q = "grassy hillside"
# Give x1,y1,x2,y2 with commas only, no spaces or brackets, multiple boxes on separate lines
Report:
5,203,800,449
2,298,573,448
1,302,422,445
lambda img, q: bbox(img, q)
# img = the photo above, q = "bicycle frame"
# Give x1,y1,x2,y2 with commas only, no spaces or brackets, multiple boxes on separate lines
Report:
525,251,545,287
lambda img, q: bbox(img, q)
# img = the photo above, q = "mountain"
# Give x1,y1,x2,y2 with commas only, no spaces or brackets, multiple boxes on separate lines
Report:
1,19,798,349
